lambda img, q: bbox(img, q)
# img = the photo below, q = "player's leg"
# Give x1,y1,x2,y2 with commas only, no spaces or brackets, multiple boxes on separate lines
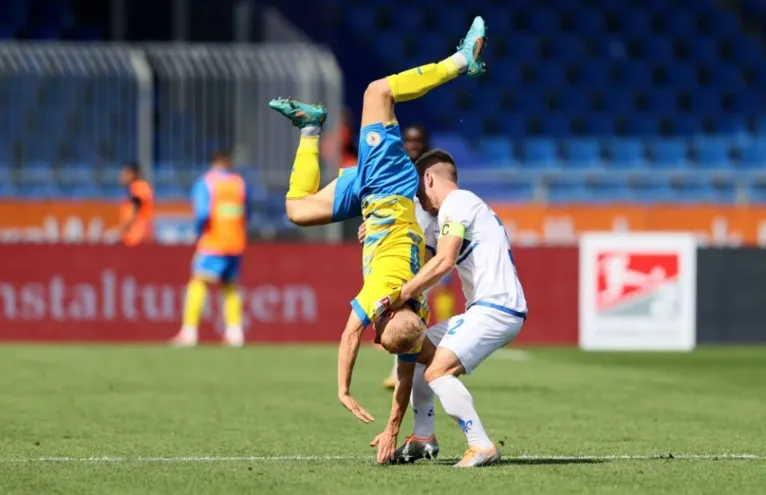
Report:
392,317,451,463
174,254,222,346
268,98,336,226
425,309,524,467
383,354,399,389
360,16,486,130
220,256,245,348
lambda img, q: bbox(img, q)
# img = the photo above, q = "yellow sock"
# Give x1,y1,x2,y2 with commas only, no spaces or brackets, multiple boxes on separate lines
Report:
182,278,208,328
385,58,460,103
221,283,243,329
286,136,320,199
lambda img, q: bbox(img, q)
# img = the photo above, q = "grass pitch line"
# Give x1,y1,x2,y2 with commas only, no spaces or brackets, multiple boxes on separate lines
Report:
1,453,762,463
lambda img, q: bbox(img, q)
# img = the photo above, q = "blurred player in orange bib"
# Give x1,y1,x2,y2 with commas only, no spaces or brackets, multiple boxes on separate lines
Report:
171,151,252,348
119,162,154,246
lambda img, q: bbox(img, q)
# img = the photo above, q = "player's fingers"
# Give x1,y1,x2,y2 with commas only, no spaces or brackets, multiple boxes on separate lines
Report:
357,406,375,423
369,436,379,447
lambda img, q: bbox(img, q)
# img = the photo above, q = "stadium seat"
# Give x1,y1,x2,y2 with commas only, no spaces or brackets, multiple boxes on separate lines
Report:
631,177,675,202
694,138,730,169
607,139,645,169
478,137,513,166
738,141,766,169
748,182,766,203
519,138,557,168
17,162,55,184
461,180,535,202
650,139,688,169
562,139,601,169
546,175,589,203
589,175,632,202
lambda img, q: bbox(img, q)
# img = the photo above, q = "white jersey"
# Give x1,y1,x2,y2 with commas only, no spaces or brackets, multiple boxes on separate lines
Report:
437,189,527,316
414,197,439,255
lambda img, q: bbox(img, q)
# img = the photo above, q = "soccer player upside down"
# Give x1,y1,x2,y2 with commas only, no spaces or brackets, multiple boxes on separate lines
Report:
269,16,488,423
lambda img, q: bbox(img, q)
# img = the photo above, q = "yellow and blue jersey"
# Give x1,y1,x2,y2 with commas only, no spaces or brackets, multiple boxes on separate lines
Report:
337,122,429,338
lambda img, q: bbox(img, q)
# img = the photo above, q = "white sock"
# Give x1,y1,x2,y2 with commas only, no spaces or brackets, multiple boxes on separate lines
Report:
180,325,198,340
389,356,398,379
300,126,321,137
411,363,435,438
429,375,493,449
451,53,468,73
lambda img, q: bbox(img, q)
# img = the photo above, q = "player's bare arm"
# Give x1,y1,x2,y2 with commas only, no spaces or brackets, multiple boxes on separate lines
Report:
370,359,415,464
395,224,463,307
337,312,375,423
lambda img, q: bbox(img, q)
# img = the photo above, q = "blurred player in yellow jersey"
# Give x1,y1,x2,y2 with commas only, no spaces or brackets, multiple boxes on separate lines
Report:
269,16,487,424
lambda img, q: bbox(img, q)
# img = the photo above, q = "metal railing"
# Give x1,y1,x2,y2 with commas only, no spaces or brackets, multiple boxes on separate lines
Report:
0,42,344,241
0,43,152,177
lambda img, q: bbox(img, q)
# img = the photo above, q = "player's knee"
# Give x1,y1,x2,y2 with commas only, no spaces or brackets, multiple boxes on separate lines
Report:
285,199,313,227
364,79,393,105
423,362,447,383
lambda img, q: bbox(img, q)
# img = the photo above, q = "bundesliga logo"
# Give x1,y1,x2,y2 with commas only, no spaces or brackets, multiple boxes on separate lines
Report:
595,252,681,319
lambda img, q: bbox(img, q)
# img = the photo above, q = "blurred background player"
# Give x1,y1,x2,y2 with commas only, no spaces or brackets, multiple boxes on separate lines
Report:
118,162,154,246
171,151,251,348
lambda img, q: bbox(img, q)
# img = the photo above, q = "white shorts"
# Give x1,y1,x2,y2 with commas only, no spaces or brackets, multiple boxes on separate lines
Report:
426,305,524,375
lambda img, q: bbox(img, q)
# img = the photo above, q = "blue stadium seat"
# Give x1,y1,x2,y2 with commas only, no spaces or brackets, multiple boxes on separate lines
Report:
101,185,127,200
589,175,632,202
18,162,55,184
562,139,601,169
60,184,101,199
155,184,188,200
695,138,731,169
607,139,645,169
631,177,674,202
738,141,766,169
431,133,479,167
547,176,589,203
748,182,766,203
461,180,535,202
478,137,513,166
59,163,95,185
519,138,557,168
0,182,16,198
650,139,688,169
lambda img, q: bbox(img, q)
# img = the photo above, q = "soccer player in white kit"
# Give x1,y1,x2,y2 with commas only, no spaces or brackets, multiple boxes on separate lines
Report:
369,149,527,468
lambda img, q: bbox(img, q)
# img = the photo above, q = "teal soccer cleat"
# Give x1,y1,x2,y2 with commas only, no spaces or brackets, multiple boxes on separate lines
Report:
456,16,488,77
268,98,327,129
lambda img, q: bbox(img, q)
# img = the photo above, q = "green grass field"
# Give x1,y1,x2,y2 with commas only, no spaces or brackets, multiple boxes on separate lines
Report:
1,345,765,494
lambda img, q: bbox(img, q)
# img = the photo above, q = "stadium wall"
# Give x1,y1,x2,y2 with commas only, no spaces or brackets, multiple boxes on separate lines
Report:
0,244,762,345
0,244,577,344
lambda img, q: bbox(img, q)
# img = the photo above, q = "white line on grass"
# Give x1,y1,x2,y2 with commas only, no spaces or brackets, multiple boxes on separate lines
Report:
1,454,762,463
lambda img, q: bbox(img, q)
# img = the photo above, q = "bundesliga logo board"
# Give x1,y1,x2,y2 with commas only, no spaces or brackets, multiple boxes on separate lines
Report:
579,232,697,351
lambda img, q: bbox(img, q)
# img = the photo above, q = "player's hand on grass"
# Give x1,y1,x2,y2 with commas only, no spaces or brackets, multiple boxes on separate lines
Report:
357,223,366,244
338,393,375,423
369,430,397,464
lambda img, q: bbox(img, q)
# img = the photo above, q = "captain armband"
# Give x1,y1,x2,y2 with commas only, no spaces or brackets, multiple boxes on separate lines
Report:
439,221,466,239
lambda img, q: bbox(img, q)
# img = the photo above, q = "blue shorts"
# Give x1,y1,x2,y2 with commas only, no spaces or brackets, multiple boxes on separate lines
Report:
192,254,242,283
332,166,362,222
